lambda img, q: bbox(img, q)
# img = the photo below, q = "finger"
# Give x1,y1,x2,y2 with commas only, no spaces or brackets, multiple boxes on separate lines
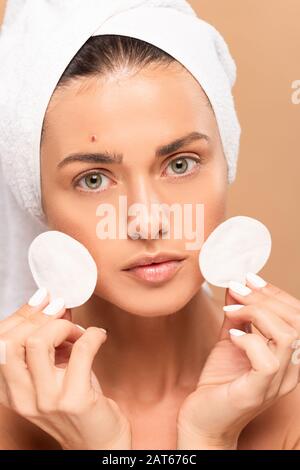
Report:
0,296,69,407
0,290,68,412
55,341,74,367
0,296,68,357
25,320,84,397
276,340,300,397
224,304,298,392
64,327,107,396
219,288,251,340
0,290,68,340
245,272,300,310
227,279,300,337
224,303,298,350
228,330,280,403
229,274,300,313
61,308,72,322
0,287,51,335
219,312,250,341
253,297,300,334
0,336,34,410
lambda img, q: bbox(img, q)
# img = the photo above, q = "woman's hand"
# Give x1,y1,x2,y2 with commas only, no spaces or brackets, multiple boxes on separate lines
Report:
0,289,131,450
177,273,300,449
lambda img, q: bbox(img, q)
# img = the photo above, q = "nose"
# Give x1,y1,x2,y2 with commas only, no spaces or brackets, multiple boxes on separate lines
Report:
128,206,169,240
126,176,169,240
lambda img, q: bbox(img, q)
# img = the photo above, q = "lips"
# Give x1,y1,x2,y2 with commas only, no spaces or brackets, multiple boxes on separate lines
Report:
126,260,184,283
122,252,186,270
122,252,186,284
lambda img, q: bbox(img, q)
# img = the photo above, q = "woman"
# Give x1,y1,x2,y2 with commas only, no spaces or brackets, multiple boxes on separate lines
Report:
0,2,300,450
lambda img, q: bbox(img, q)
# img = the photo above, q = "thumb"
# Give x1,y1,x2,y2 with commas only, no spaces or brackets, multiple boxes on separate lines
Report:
219,287,250,341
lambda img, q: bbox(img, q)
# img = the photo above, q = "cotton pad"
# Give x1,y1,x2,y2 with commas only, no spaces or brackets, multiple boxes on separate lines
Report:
28,231,98,308
199,216,272,288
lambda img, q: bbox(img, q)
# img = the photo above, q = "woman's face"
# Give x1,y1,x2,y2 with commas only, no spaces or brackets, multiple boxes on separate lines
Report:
40,62,228,316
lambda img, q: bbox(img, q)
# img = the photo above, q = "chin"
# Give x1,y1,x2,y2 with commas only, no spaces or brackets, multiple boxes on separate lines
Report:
94,275,201,317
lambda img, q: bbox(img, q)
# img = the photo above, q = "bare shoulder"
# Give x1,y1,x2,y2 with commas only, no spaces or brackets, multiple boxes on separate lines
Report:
0,404,61,450
238,384,300,450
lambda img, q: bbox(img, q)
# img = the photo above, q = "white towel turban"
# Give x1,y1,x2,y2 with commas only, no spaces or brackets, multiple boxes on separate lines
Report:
0,0,241,317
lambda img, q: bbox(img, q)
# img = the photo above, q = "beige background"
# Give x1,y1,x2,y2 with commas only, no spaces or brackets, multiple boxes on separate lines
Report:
1,1,299,302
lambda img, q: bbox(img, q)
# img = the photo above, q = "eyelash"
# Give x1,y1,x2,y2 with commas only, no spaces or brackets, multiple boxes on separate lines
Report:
73,155,203,193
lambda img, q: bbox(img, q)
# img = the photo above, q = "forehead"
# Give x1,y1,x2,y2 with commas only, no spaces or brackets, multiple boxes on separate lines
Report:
43,65,214,143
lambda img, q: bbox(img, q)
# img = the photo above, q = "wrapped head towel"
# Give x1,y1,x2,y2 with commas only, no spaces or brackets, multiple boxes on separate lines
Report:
0,0,241,317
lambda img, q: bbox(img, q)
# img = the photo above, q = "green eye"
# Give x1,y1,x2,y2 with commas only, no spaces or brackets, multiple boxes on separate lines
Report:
170,158,188,174
84,173,102,189
165,156,199,177
75,171,111,192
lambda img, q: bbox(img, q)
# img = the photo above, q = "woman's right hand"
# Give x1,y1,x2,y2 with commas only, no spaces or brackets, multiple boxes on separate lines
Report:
0,288,131,449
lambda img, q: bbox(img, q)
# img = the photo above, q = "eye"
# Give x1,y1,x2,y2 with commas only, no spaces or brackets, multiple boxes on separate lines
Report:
163,156,201,177
74,171,112,193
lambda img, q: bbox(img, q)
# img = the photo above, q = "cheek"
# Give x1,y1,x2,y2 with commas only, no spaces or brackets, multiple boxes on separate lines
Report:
176,175,227,245
41,168,100,237
202,188,227,243
200,159,228,238
43,198,103,266
43,196,119,281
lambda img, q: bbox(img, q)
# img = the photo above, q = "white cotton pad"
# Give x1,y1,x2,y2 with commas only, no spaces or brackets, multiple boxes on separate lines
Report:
28,231,98,308
199,216,272,288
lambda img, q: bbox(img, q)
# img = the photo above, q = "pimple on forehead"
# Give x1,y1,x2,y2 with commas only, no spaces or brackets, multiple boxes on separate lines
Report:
90,134,97,143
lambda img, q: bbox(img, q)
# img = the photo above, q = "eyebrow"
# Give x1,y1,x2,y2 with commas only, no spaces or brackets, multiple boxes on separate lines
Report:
57,131,210,169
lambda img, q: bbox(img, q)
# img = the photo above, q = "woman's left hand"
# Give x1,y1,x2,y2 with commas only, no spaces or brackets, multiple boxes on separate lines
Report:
177,273,300,449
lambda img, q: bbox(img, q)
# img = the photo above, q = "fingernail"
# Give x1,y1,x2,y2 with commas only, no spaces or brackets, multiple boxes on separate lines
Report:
223,304,244,312
99,328,107,334
229,281,252,296
245,272,267,288
28,287,48,307
229,328,247,337
75,324,86,332
42,297,65,316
